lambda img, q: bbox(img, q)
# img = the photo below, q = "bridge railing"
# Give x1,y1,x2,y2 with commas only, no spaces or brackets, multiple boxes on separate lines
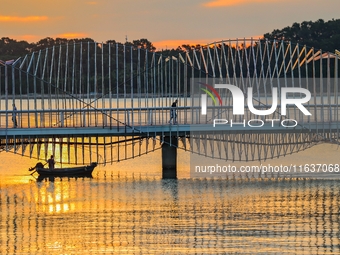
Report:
0,107,195,129
0,104,338,129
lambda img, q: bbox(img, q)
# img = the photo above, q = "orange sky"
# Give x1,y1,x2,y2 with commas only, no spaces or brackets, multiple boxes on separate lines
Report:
203,0,281,7
0,15,48,22
153,36,263,50
153,39,219,50
0,0,339,50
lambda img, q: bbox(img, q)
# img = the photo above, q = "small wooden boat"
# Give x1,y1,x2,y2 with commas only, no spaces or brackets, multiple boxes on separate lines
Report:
31,162,97,177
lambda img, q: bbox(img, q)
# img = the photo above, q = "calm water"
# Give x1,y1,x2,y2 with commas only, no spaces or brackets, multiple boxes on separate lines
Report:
1,144,340,254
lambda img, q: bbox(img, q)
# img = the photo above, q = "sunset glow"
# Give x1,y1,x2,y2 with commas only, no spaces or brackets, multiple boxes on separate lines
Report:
15,35,42,42
0,15,48,22
57,33,89,39
153,39,220,50
203,0,280,7
153,36,263,50
0,0,337,48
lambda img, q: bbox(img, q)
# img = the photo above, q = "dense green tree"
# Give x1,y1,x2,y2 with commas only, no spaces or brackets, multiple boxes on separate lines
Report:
0,37,32,60
264,18,340,52
32,37,96,52
130,39,155,51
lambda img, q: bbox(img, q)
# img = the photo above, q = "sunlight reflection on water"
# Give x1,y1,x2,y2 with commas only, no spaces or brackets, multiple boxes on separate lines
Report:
1,143,340,254
1,173,340,254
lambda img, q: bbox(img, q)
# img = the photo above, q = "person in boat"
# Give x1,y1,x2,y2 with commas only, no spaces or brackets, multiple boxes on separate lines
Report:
47,155,55,170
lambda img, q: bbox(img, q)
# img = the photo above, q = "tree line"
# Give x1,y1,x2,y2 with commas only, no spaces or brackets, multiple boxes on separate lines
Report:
264,18,340,52
1,18,339,96
0,37,158,62
1,18,340,62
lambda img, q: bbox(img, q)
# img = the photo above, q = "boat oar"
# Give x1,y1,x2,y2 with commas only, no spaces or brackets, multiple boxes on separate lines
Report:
29,166,37,175
28,162,47,175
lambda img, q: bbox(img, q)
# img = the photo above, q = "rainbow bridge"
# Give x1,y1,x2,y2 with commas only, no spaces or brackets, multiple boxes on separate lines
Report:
0,39,339,178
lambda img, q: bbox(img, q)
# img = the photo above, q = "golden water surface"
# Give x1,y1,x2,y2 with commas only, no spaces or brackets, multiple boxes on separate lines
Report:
1,144,340,254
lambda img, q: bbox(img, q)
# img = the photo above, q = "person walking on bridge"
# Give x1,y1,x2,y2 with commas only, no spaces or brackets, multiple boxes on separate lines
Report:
169,99,178,124
12,104,18,128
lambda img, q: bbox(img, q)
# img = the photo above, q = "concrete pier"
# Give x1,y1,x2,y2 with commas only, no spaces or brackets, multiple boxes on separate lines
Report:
162,136,177,179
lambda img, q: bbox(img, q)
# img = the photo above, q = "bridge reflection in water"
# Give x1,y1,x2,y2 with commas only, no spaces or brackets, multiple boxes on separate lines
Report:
0,176,339,254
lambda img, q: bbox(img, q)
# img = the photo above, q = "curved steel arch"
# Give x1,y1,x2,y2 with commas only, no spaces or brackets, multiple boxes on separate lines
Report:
0,38,339,164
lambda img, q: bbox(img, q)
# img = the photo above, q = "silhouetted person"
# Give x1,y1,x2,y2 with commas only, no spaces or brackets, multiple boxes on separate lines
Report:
169,99,178,124
12,104,17,128
48,155,55,170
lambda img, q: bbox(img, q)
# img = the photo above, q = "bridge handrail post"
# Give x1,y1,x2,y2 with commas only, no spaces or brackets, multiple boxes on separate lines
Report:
148,109,153,125
82,111,86,127
126,110,130,126
40,112,44,128
35,110,38,128
132,110,134,128
104,110,108,127
60,112,64,127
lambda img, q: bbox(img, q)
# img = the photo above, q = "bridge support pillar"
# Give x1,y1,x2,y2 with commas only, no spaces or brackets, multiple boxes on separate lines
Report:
162,136,177,179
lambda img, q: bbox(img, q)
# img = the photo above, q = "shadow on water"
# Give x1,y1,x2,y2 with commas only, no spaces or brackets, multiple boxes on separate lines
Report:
36,175,93,183
161,179,179,201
